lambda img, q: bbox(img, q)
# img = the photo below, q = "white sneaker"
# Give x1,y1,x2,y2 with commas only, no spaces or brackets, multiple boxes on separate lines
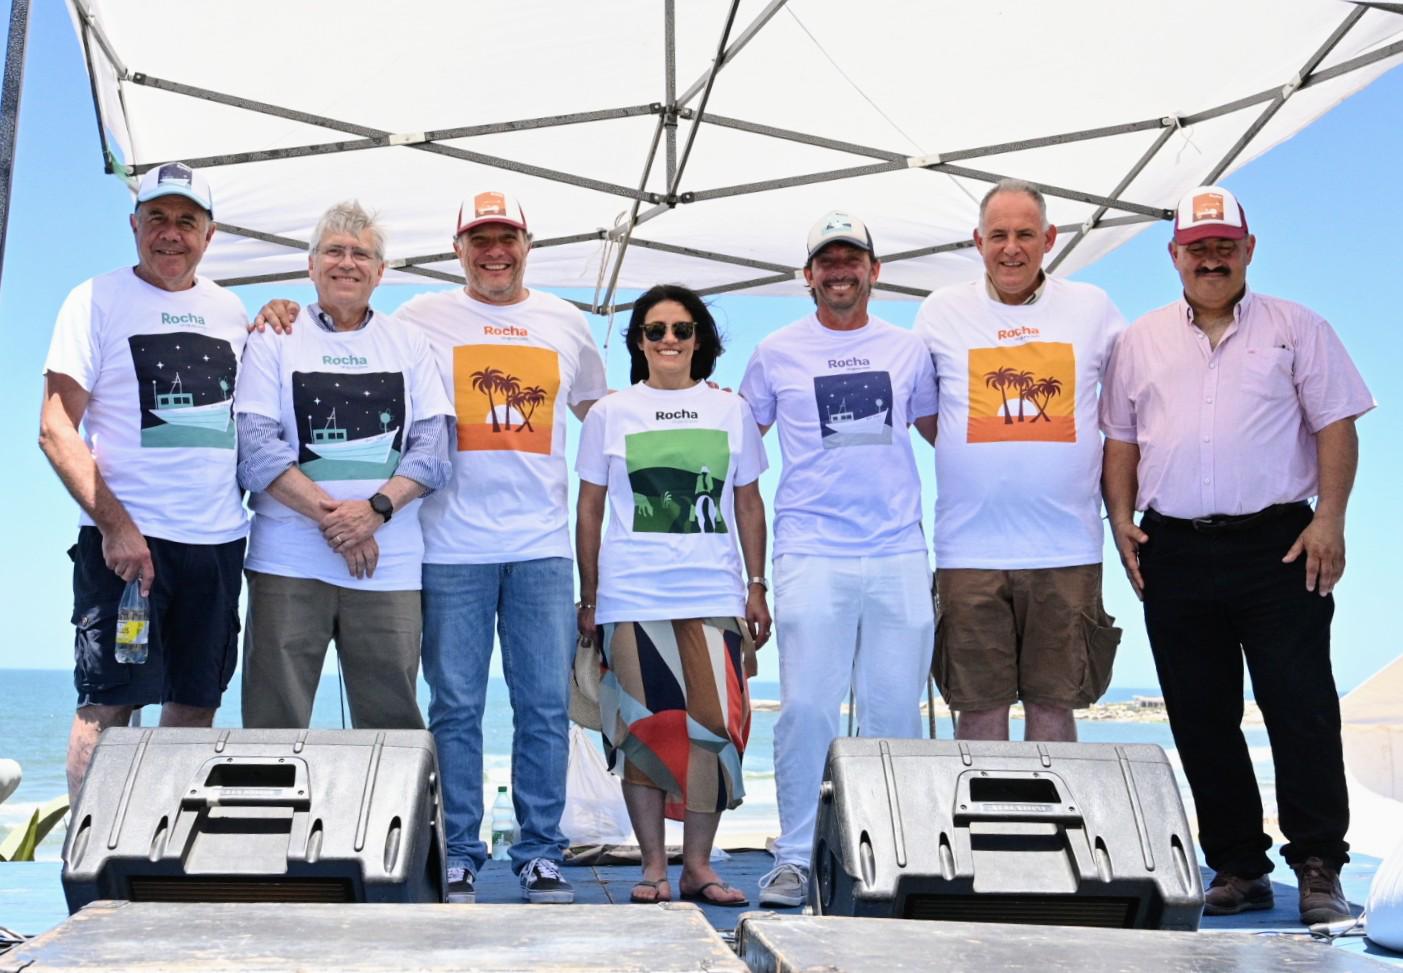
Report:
758,862,809,908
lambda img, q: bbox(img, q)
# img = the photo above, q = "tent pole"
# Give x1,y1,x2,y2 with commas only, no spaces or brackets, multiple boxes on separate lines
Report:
675,0,789,107
664,0,677,185
0,0,31,288
1204,5,1366,185
1048,121,1181,273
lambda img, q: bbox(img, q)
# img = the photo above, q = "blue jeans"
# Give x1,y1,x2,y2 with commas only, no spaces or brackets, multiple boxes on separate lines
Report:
421,557,575,875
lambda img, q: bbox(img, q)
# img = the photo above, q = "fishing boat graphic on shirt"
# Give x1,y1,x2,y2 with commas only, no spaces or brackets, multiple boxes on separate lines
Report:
814,370,893,448
128,333,237,449
291,370,406,481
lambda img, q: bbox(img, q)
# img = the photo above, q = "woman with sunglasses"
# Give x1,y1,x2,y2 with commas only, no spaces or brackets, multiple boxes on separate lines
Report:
575,283,771,906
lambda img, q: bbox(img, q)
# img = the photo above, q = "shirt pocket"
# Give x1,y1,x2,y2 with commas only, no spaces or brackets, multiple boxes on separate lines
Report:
1241,346,1295,401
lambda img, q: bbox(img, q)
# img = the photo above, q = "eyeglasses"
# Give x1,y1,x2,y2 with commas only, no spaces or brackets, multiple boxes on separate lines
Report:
642,321,696,342
319,244,380,264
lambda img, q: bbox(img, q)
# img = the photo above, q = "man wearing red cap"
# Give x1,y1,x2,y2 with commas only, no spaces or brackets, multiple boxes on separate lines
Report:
253,191,606,905
1101,185,1375,925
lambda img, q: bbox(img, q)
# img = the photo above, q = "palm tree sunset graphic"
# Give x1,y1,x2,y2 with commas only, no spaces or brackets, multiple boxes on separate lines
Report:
984,366,1061,423
471,368,549,432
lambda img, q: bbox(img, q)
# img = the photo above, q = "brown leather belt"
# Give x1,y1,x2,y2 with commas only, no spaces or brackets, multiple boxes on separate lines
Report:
1143,501,1310,534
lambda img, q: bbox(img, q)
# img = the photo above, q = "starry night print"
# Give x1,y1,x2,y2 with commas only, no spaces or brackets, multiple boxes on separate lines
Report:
128,332,237,449
814,370,893,449
291,370,406,482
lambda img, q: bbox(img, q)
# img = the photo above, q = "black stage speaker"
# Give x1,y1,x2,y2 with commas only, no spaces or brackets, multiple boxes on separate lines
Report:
62,728,444,912
810,739,1203,929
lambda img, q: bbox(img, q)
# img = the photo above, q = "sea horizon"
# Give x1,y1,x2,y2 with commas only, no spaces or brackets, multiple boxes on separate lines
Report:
1,667,1260,863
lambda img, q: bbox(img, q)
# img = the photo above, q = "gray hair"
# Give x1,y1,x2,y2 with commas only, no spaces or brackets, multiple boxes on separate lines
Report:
309,200,386,260
978,179,1049,231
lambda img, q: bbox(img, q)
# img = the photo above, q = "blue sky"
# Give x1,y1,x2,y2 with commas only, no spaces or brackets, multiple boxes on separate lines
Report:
0,2,1397,693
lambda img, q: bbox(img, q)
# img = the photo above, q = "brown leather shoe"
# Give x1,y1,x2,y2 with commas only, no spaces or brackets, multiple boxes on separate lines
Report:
1203,871,1274,915
1293,857,1352,925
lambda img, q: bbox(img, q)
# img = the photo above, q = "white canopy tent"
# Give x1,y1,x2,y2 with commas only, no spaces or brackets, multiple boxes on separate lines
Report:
54,0,1403,312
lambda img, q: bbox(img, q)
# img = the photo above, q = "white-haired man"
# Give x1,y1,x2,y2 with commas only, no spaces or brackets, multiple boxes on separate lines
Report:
252,191,606,905
236,200,453,730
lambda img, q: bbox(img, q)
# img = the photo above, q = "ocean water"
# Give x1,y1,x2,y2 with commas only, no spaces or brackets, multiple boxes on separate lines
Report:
0,668,1273,862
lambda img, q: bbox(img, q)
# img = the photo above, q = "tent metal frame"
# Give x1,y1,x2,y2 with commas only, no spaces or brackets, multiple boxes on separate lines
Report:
9,1,1400,309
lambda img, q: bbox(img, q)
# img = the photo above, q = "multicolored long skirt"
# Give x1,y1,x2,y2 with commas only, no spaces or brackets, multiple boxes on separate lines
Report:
599,616,751,820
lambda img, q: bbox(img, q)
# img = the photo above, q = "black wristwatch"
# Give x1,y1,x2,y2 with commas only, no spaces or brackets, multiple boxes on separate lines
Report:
369,492,394,523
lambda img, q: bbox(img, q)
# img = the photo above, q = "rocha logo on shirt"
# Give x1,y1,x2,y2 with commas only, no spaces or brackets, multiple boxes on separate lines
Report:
483,324,529,338
997,326,1040,342
160,312,206,328
827,356,870,369
655,409,699,421
322,354,369,368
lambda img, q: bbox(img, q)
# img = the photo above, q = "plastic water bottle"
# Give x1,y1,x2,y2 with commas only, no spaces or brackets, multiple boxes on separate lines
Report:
490,785,517,861
114,578,149,665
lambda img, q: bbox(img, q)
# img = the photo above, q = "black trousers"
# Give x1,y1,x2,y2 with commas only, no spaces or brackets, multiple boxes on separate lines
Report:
1138,504,1349,877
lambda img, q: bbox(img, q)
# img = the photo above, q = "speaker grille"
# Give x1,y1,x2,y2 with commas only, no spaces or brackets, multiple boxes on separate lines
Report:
128,876,355,903
904,894,1138,928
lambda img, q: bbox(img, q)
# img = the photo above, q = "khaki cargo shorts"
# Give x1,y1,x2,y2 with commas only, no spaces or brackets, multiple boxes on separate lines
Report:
933,563,1121,712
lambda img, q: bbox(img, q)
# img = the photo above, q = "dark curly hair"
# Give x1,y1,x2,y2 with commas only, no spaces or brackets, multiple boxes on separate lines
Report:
623,284,724,385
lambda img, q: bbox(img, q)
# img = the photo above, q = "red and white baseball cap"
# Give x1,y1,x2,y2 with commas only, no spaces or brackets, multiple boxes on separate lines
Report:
456,191,528,236
1173,186,1249,244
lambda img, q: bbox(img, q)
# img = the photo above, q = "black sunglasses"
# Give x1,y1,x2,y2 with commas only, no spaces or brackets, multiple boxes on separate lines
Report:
642,321,696,342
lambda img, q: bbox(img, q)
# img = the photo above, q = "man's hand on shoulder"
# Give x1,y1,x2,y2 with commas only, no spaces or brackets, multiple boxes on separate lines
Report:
248,299,300,335
1283,513,1346,596
1110,519,1148,601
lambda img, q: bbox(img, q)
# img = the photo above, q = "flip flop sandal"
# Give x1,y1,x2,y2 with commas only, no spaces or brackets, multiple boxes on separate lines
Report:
629,878,671,904
679,881,750,907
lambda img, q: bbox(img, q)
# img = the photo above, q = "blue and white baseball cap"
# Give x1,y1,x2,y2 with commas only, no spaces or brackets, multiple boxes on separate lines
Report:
135,162,214,216
806,210,875,261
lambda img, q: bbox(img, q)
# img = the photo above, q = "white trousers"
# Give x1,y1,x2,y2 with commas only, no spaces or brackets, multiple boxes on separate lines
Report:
769,550,935,867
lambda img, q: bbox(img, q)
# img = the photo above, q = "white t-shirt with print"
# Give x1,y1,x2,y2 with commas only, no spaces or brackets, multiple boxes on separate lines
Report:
43,268,249,544
914,276,1125,569
395,288,608,564
236,308,454,590
576,382,767,624
738,314,937,558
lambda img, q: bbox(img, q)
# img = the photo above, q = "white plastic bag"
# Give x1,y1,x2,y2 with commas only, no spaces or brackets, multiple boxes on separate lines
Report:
560,725,634,847
1367,831,1403,951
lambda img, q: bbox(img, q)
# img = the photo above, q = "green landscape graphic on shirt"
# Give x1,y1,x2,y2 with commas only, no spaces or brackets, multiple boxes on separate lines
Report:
625,428,730,534
292,370,406,482
128,333,237,449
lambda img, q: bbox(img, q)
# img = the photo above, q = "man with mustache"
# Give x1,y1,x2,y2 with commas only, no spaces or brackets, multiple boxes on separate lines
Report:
915,179,1125,744
739,212,937,907
1101,185,1374,925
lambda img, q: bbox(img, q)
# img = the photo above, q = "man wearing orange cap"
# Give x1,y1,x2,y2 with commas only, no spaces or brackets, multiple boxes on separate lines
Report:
1101,185,1375,925
254,191,606,905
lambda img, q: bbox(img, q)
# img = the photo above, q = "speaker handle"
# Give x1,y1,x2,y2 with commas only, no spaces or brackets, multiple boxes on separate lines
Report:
179,756,312,810
950,769,1084,826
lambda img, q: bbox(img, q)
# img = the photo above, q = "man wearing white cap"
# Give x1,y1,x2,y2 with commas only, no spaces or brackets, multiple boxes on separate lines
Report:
914,178,1125,744
1101,185,1374,925
739,212,937,907
40,162,249,803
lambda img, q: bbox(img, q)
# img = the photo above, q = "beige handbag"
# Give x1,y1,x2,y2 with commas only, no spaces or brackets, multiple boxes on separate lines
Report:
569,632,604,731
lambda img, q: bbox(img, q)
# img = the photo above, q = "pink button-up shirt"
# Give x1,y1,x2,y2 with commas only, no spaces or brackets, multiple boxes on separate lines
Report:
1100,289,1374,519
